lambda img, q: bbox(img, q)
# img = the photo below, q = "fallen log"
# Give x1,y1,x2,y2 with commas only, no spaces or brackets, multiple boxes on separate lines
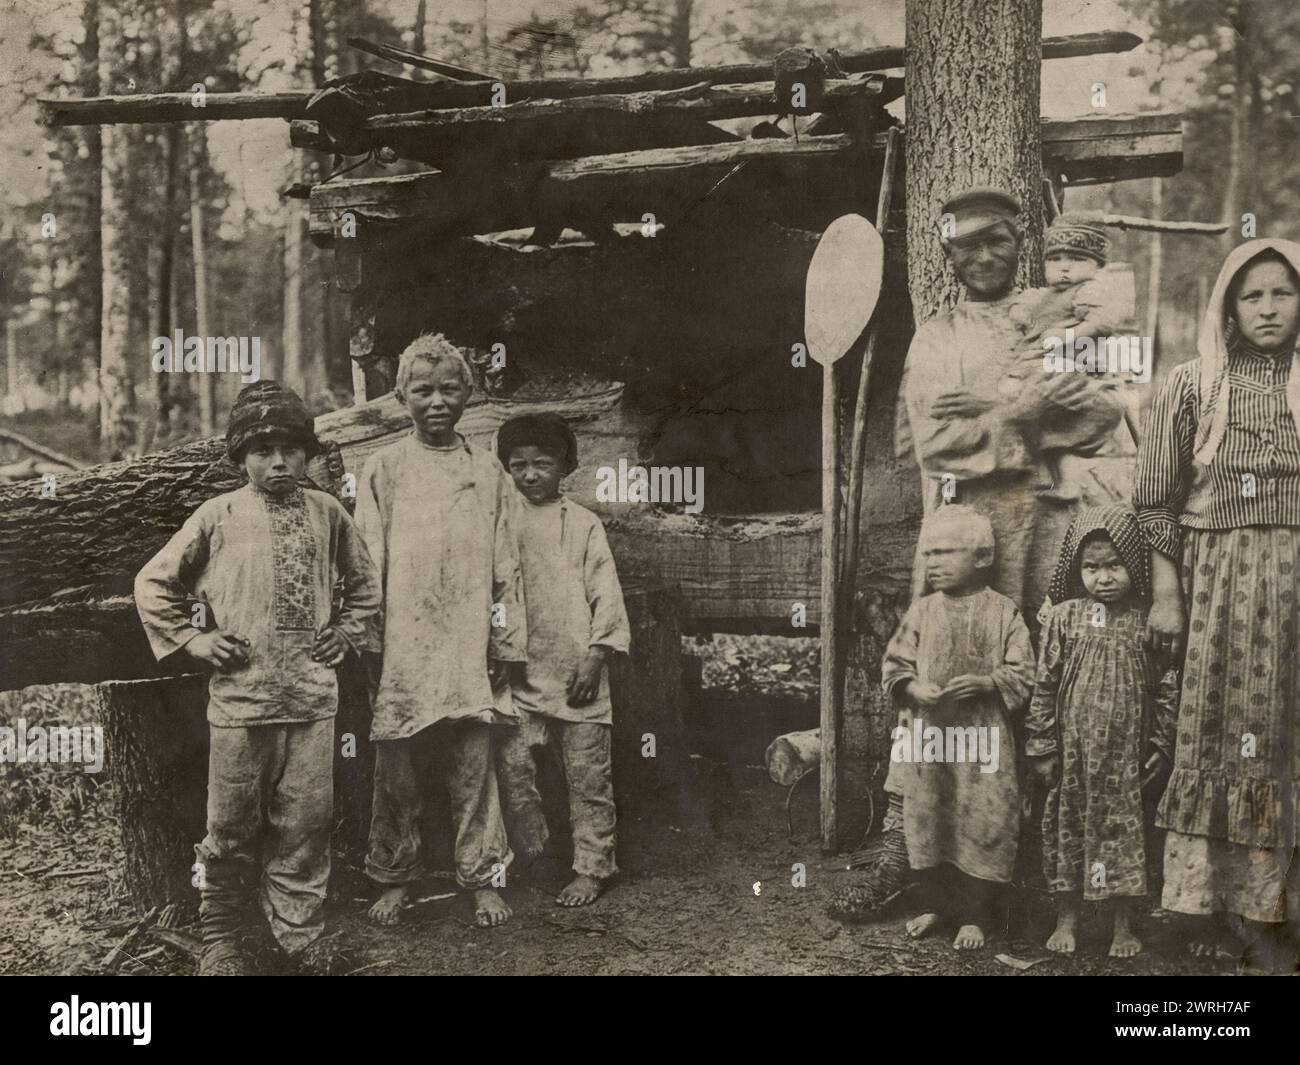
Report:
0,381,832,689
765,728,821,787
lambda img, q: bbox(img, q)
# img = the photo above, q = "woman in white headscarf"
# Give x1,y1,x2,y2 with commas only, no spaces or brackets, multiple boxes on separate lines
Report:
1135,238,1300,966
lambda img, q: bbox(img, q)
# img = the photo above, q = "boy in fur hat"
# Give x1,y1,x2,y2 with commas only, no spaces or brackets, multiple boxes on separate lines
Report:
135,380,381,975
493,413,630,906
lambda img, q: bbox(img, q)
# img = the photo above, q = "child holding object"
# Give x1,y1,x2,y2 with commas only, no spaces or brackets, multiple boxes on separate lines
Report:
492,413,630,907
1025,505,1177,958
356,334,526,928
881,504,1035,950
134,380,381,975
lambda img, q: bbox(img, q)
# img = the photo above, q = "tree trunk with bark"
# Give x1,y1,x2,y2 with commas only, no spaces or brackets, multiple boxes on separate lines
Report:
904,0,1045,318
189,126,215,436
98,3,134,459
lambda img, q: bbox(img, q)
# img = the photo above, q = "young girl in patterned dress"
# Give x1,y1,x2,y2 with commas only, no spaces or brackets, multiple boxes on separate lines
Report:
1026,505,1178,957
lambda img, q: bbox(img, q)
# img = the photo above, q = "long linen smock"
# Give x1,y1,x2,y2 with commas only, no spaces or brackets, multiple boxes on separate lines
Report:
356,432,526,740
134,484,381,726
508,495,630,725
897,293,1126,619
881,586,1035,883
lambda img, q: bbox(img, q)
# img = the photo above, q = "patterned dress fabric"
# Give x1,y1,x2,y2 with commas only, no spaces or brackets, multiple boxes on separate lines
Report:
1133,240,1300,922
1027,599,1178,899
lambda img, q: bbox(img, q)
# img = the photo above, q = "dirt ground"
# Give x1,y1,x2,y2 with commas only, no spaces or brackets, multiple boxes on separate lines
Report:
0,748,1255,977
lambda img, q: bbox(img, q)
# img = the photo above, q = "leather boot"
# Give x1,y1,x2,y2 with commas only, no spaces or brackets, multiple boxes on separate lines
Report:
198,854,257,976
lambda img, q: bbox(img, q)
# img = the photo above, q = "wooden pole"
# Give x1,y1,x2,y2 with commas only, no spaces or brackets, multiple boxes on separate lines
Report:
841,128,900,621
819,364,840,851
1144,177,1164,356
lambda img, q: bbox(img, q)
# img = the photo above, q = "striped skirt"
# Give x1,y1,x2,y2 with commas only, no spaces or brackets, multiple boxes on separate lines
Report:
1158,525,1300,921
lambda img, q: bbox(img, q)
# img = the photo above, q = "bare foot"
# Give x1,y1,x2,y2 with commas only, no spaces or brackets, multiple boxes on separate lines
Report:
953,924,985,950
1109,905,1142,958
1109,927,1143,958
556,874,604,908
1047,911,1079,955
1187,916,1225,958
367,884,409,926
473,887,512,927
906,912,942,939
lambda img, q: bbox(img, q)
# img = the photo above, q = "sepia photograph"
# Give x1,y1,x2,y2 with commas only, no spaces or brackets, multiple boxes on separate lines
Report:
0,0,1295,1015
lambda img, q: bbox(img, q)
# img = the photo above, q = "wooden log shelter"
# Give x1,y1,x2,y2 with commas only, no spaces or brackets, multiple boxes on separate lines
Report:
15,28,1190,904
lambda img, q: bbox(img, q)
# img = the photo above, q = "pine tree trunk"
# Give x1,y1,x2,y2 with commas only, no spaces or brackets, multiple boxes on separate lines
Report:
282,156,305,395
670,0,693,68
904,0,1045,319
98,61,134,458
80,0,102,404
189,126,215,436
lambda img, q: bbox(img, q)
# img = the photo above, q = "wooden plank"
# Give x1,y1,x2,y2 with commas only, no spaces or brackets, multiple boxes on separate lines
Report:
39,31,1141,126
548,133,851,182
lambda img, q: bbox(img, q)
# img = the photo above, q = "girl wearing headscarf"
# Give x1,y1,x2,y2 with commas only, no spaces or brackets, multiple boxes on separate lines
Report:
1135,238,1300,966
1025,505,1178,958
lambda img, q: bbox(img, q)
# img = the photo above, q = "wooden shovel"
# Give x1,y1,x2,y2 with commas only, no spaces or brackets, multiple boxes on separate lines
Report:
804,214,885,850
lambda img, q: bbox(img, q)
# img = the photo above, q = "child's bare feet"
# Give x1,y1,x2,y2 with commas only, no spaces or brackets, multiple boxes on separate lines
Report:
1109,926,1142,958
473,887,512,927
1047,910,1079,954
1186,916,1229,958
1109,904,1142,958
368,884,409,926
906,912,942,939
556,874,604,907
953,924,985,950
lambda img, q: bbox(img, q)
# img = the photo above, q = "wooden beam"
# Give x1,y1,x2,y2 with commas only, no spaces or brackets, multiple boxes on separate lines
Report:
40,91,310,126
363,78,887,133
39,31,1142,126
547,133,851,183
308,114,1183,242
1042,112,1182,185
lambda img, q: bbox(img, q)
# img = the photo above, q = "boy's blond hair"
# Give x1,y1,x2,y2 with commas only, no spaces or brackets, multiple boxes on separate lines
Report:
395,333,474,395
921,504,995,555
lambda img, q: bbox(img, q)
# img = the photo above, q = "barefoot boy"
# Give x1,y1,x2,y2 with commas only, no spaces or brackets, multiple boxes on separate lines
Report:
357,334,524,928
881,505,1034,950
492,414,629,906
135,381,381,975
